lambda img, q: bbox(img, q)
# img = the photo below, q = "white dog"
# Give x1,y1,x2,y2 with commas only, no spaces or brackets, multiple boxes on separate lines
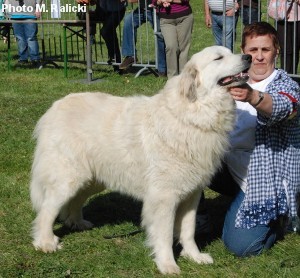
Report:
30,46,251,274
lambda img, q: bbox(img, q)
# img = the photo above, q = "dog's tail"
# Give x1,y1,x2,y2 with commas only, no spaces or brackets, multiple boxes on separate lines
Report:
30,158,45,213
30,128,50,213
30,111,53,212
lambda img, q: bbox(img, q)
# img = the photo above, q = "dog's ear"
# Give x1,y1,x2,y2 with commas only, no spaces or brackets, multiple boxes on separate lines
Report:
179,62,199,102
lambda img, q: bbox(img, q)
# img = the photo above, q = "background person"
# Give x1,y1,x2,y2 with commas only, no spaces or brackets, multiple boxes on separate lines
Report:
0,0,10,43
205,0,239,52
98,0,126,73
238,0,261,26
6,0,42,69
119,0,167,76
77,0,126,73
199,22,300,256
152,0,193,78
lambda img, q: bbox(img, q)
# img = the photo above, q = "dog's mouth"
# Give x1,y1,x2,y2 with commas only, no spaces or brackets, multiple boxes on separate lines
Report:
218,69,249,86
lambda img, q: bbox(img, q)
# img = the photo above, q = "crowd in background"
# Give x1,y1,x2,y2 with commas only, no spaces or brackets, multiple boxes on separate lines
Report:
0,0,300,75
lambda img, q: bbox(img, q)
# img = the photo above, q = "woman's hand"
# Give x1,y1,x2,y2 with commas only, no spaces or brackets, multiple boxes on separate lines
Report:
225,2,239,16
157,0,173,8
229,83,254,103
229,84,273,116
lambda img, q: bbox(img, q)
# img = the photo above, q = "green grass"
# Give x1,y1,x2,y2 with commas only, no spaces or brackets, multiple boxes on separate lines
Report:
1,1,300,277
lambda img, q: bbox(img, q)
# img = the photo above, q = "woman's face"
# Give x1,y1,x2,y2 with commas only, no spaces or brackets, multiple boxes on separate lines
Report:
242,35,279,83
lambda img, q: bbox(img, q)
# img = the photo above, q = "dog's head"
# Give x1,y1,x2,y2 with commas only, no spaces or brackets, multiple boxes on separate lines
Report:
178,46,251,102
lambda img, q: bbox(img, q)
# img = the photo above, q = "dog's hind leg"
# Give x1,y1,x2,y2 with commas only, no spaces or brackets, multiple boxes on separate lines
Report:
32,184,72,253
60,183,104,230
175,189,213,264
142,188,180,275
31,171,90,253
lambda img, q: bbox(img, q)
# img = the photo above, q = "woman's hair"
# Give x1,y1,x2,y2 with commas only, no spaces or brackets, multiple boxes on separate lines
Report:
241,21,280,51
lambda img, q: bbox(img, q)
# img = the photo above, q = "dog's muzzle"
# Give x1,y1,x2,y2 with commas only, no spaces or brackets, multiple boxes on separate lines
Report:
217,54,252,86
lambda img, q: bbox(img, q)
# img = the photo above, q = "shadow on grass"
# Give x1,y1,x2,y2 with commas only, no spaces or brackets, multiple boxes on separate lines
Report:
84,192,143,227
196,194,233,247
54,192,143,239
55,190,233,244
173,194,233,257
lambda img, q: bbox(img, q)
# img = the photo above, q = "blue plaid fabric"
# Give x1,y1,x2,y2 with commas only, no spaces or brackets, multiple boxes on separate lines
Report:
236,70,300,229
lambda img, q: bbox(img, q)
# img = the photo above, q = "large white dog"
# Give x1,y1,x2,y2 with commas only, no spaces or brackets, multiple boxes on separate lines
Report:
30,46,251,274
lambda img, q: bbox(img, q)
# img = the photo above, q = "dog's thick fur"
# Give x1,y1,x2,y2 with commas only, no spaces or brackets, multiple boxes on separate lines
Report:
30,46,251,274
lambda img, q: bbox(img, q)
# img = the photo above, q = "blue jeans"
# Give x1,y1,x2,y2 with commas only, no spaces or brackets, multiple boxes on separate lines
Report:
12,21,40,61
121,8,166,73
211,13,238,52
208,163,280,257
222,190,278,257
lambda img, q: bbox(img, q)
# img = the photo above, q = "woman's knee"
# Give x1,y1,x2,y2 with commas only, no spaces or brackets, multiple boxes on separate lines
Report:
222,234,254,257
222,227,277,257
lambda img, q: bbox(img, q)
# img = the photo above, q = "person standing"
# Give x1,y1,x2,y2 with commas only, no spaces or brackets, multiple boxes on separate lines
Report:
6,0,42,69
152,0,193,78
205,0,239,52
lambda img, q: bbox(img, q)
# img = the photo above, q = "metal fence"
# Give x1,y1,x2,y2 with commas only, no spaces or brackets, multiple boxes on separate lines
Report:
1,0,160,80
1,0,300,80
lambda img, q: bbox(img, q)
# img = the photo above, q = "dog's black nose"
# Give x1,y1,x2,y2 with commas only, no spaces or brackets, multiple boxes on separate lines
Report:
242,54,252,63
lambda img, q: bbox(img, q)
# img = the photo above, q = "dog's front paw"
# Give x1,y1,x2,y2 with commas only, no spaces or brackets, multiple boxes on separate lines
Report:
33,235,62,253
157,262,180,275
181,248,214,265
192,252,214,264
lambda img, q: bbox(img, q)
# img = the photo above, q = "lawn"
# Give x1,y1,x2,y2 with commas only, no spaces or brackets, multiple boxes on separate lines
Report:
0,1,299,277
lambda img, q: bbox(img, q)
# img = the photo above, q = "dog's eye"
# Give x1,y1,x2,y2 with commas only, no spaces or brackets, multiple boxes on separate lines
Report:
214,56,223,61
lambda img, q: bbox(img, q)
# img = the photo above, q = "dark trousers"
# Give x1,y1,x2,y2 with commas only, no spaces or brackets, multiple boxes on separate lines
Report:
277,20,300,74
83,5,125,63
100,8,125,63
240,6,260,26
